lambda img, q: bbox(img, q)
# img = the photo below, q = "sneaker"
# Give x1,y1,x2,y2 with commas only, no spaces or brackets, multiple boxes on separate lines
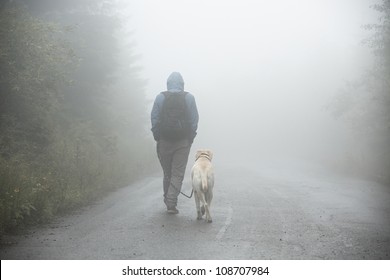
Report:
167,206,179,214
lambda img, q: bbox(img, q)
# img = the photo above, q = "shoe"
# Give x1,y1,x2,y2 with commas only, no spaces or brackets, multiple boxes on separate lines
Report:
167,206,179,214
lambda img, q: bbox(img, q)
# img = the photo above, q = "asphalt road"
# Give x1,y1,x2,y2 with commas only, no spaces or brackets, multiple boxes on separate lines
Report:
1,159,390,259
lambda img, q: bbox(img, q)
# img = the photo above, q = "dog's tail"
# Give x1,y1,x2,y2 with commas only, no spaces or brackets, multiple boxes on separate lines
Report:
201,173,208,193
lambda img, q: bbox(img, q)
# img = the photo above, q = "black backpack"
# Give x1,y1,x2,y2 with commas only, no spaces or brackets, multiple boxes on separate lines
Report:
159,91,190,141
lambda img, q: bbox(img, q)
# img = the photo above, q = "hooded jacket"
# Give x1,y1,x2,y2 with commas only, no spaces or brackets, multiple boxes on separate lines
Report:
151,72,199,142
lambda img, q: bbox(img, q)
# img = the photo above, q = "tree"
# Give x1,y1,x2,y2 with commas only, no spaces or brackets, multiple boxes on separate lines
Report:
0,6,77,231
329,0,390,182
0,6,75,159
0,1,155,234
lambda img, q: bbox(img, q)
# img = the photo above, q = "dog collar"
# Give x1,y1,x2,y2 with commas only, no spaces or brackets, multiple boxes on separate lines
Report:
196,153,211,162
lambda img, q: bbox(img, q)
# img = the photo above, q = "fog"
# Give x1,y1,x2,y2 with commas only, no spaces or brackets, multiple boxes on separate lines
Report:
120,0,379,167
2,0,390,260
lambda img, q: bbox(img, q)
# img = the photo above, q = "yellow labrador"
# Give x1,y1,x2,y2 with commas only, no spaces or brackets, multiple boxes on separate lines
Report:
191,149,214,223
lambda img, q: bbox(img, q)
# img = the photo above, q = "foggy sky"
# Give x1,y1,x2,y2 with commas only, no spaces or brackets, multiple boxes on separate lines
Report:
121,0,379,163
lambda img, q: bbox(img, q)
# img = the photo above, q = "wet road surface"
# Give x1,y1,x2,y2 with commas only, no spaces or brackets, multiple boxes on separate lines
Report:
1,159,389,259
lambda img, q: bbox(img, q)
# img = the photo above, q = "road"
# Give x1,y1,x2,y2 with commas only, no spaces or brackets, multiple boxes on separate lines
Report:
1,159,390,259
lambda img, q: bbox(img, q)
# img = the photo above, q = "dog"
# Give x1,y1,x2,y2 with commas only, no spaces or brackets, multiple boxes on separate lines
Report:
191,149,214,223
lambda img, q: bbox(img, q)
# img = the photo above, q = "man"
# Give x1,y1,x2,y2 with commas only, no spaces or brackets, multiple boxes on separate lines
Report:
151,72,199,214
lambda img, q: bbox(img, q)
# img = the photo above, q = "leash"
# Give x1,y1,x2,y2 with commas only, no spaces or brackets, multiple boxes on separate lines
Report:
170,183,194,199
180,188,194,199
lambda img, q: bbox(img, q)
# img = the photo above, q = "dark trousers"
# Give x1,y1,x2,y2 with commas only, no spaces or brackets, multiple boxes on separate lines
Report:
157,138,191,208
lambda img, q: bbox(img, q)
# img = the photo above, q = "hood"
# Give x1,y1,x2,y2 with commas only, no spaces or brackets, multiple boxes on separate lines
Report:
167,72,184,92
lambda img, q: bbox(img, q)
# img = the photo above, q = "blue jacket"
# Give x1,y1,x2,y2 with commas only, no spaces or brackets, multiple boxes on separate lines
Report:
151,72,199,141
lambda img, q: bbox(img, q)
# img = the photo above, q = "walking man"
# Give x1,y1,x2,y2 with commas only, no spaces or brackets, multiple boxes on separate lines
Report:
151,72,199,214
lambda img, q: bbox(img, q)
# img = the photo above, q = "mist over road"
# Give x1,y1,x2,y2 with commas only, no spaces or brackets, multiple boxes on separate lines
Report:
1,159,389,259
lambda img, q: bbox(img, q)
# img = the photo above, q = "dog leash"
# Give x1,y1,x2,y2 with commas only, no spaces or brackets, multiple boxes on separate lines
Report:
170,183,194,199
180,188,194,199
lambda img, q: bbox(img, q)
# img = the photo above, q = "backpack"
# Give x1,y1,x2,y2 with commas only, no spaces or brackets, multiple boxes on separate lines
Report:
159,91,190,141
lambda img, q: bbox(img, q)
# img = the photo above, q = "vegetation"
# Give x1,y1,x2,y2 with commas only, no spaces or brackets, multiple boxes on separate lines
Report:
0,2,156,235
329,0,390,183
